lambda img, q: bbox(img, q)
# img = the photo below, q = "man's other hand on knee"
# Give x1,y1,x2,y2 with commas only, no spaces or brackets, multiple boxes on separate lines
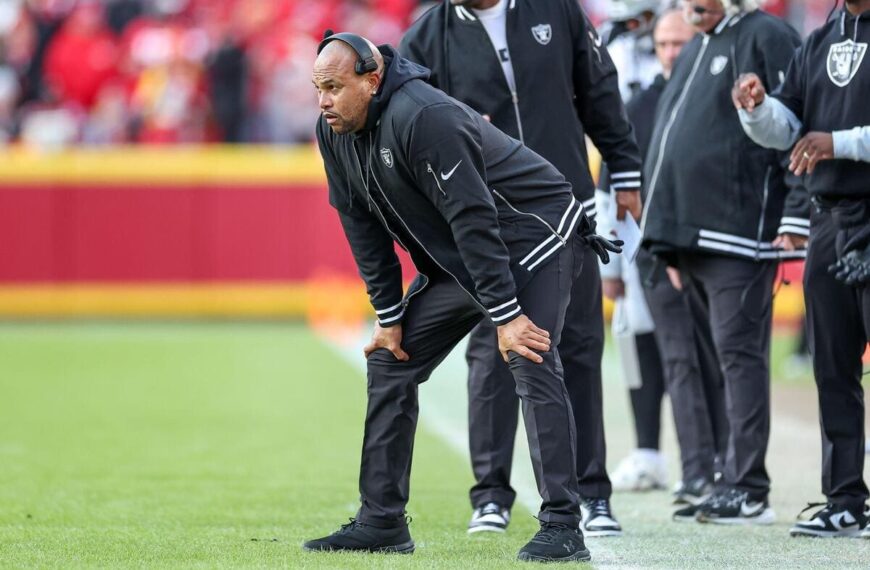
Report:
497,315,551,364
364,323,410,362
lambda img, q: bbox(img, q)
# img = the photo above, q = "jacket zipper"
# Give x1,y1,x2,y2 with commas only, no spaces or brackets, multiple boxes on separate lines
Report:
640,35,710,233
492,189,567,246
426,162,447,196
755,166,771,261
511,91,525,143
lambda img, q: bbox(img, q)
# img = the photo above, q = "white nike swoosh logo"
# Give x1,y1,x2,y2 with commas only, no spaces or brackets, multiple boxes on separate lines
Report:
589,32,602,48
441,161,462,180
740,502,765,517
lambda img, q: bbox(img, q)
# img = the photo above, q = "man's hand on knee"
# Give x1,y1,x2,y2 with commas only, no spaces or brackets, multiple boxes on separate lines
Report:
497,315,551,364
364,323,410,361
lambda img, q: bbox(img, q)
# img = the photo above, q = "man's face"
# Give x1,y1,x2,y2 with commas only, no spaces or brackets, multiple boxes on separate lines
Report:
654,12,696,78
312,45,376,135
682,0,725,33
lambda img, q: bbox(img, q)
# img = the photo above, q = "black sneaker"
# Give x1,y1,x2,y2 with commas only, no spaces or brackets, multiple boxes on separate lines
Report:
302,518,415,554
696,489,775,525
580,497,623,537
468,502,510,534
673,477,713,506
517,522,591,562
790,503,869,538
673,503,702,522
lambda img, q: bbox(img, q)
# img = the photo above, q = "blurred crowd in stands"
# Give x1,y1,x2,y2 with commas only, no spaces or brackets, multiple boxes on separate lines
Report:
0,0,838,147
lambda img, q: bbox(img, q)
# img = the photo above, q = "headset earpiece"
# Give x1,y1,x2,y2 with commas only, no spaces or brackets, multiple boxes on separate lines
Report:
317,31,378,76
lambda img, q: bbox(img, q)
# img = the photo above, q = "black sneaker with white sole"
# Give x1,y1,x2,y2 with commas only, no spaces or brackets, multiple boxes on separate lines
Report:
696,489,775,525
517,522,591,562
673,477,713,506
303,518,415,554
468,502,510,534
790,503,869,538
580,497,623,537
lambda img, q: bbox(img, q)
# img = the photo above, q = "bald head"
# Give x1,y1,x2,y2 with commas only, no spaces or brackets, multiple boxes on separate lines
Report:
312,35,384,134
654,9,696,78
316,36,385,77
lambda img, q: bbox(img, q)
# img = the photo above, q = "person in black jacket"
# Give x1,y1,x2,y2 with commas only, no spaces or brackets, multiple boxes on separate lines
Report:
302,33,620,562
734,0,870,538
600,9,730,516
640,0,803,525
399,0,643,537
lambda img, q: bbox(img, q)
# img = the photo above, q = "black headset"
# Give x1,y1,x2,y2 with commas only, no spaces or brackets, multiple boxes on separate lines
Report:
317,30,379,75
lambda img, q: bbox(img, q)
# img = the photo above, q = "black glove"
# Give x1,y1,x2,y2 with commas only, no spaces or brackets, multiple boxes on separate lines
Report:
576,213,624,265
827,199,870,286
829,243,870,286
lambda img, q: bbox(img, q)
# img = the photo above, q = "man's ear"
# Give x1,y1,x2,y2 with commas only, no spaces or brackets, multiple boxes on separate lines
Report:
367,72,381,96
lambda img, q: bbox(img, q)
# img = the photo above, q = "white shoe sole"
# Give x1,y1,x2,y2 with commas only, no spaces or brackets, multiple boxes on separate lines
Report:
468,525,506,534
582,528,624,537
699,508,776,526
789,527,863,538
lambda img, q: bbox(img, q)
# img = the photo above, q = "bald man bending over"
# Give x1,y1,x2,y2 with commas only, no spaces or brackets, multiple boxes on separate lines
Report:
303,32,620,562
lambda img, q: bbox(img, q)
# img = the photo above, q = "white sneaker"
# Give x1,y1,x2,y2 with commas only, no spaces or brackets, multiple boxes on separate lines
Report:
580,497,623,537
611,449,668,492
790,503,867,538
468,502,510,534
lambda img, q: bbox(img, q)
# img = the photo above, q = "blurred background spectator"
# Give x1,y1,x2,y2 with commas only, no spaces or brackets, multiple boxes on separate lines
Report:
0,0,838,148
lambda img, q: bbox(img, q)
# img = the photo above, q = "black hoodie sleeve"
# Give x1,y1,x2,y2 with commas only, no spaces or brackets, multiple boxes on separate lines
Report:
407,103,522,325
565,0,642,193
316,120,406,327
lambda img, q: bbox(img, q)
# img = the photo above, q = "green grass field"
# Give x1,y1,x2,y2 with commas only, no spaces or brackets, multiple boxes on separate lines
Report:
0,323,868,568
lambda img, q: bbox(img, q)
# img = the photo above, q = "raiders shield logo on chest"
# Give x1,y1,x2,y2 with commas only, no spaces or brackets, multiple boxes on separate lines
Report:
827,39,867,87
380,147,394,168
531,24,552,45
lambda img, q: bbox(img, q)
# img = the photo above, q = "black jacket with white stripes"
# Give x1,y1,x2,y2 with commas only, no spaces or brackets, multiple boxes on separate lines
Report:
398,0,642,217
641,11,803,262
316,48,585,327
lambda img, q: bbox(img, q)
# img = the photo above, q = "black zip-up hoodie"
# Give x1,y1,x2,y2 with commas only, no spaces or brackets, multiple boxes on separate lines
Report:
774,8,870,200
316,47,584,327
641,10,803,262
398,0,642,216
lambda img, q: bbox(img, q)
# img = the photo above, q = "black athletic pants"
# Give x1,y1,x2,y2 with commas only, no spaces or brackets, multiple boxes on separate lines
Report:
627,332,666,451
678,253,776,498
805,206,870,511
357,245,581,527
466,240,610,509
644,278,729,483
